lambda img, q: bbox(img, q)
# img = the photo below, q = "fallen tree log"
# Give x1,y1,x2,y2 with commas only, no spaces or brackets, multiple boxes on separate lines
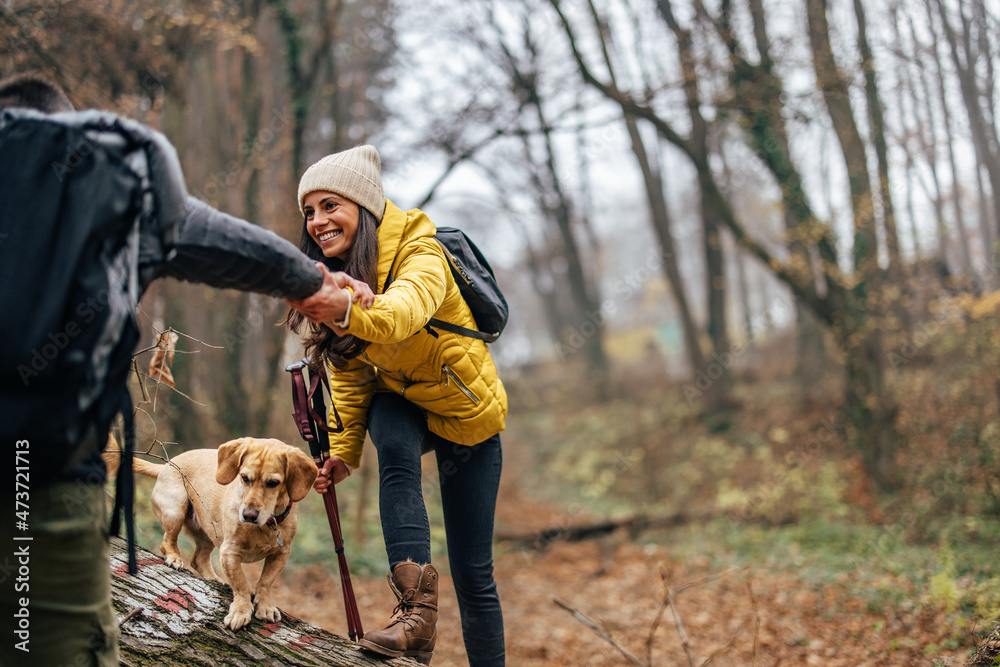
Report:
495,511,796,550
108,537,413,666
495,512,707,550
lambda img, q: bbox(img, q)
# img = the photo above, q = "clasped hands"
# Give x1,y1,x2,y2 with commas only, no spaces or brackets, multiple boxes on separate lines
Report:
286,262,376,331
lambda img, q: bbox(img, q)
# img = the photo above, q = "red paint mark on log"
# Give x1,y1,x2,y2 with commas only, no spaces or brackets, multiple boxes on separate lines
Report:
167,589,191,609
291,634,320,649
153,589,192,614
258,622,283,637
113,557,163,577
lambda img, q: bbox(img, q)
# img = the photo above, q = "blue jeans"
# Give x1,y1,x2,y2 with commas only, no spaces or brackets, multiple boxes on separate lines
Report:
368,392,505,666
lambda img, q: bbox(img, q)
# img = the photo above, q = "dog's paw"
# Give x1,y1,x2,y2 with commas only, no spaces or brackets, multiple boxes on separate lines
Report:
224,600,254,630
163,553,185,570
254,601,282,623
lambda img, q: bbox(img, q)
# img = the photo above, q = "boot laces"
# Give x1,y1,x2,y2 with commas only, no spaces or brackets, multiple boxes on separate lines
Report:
387,589,436,630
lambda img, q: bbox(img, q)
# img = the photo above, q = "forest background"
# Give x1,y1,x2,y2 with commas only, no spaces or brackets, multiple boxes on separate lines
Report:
4,0,1000,664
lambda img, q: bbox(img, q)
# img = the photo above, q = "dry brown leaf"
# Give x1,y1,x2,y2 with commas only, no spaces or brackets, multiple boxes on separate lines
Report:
148,330,179,387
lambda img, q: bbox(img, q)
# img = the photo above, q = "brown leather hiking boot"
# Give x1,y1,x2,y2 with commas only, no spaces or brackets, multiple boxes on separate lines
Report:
358,561,439,665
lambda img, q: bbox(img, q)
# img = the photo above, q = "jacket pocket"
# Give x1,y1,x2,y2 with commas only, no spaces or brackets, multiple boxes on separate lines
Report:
442,364,480,405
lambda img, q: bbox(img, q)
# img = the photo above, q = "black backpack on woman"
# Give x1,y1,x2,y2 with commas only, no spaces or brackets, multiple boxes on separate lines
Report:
383,227,509,343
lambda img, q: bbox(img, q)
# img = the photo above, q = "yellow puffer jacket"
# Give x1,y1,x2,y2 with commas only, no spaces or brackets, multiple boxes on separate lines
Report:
326,200,507,468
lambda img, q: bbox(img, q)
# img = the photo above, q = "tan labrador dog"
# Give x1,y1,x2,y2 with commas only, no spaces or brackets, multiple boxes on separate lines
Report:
122,437,317,630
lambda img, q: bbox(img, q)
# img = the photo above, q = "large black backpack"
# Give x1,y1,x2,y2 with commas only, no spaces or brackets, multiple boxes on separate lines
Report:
0,109,183,486
384,227,508,342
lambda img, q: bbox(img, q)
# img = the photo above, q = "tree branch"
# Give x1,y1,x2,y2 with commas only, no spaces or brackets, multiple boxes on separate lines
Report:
552,597,648,667
545,0,835,326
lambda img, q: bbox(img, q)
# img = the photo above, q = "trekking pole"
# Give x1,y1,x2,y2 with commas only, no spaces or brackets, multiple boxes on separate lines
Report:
286,360,364,641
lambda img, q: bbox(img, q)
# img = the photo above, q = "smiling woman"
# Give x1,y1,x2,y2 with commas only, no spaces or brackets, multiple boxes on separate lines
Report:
284,145,507,666
303,192,359,260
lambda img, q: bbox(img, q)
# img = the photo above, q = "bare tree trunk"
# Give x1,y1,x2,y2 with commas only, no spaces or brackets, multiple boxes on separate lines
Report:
511,11,608,379
855,0,914,339
624,113,707,380
900,8,951,269
976,162,995,269
237,28,289,438
939,92,975,277
583,0,708,394
904,152,923,262
659,0,734,410
887,6,924,261
934,0,1000,248
969,0,998,275
789,209,827,390
109,538,408,666
537,109,608,378
505,178,570,346
727,0,830,388
269,0,341,178
854,0,903,279
549,0,901,488
735,247,755,349
922,0,974,275
807,0,899,490
718,146,756,351
574,92,601,254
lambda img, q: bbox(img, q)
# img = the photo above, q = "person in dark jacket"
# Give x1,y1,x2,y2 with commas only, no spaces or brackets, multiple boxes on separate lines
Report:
0,72,368,667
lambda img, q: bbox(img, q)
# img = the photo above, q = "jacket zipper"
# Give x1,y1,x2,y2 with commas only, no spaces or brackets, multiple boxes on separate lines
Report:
442,364,480,405
363,352,410,397
361,352,387,373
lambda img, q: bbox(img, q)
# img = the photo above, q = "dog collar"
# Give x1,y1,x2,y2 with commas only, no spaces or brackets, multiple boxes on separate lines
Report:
266,501,294,528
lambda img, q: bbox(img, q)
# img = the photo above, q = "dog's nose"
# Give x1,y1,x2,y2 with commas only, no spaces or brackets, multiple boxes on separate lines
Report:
241,508,259,523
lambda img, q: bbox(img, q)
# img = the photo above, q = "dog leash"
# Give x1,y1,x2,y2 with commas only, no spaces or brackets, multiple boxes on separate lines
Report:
286,359,364,641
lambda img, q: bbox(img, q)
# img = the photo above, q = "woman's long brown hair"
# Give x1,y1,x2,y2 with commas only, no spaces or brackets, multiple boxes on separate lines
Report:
286,206,380,371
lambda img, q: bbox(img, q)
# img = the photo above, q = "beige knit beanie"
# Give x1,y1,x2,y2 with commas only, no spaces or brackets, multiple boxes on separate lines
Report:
297,144,386,221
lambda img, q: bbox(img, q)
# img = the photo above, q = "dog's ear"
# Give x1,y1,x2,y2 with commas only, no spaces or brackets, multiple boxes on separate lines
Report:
284,447,319,502
216,438,250,485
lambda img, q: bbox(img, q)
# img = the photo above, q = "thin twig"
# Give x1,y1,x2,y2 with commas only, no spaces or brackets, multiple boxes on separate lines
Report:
119,606,143,626
645,572,671,665
132,358,150,403
138,439,177,459
552,596,648,667
133,405,158,442
169,328,224,349
699,634,740,667
673,565,749,596
662,565,697,667
132,343,160,357
748,582,761,666
151,378,160,413
136,370,207,406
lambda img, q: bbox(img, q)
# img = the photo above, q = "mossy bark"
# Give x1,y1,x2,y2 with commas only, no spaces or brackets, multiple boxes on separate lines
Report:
109,537,414,666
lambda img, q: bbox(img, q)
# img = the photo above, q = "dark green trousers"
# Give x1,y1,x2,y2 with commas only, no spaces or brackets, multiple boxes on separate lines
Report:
0,481,118,667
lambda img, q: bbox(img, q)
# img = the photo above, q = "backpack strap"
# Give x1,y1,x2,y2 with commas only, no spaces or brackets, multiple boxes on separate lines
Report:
108,389,138,575
381,243,496,341
426,318,498,342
